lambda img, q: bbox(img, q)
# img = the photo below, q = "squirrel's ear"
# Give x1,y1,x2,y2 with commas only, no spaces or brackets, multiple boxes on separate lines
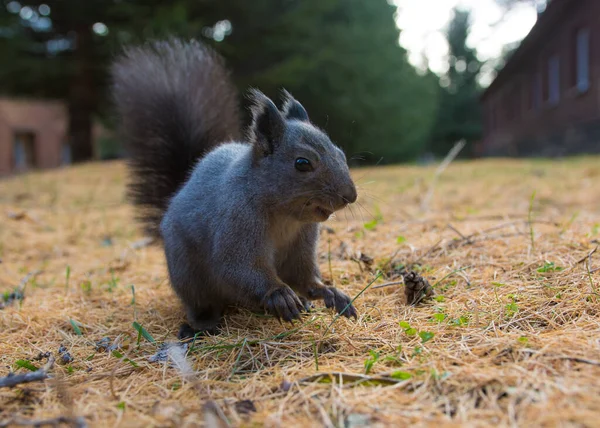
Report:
281,89,309,122
248,89,285,157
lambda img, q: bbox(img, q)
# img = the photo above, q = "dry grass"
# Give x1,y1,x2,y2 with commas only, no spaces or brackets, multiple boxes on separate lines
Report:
1,157,599,427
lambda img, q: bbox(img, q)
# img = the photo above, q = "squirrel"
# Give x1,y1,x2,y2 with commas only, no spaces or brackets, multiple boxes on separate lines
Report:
111,39,358,337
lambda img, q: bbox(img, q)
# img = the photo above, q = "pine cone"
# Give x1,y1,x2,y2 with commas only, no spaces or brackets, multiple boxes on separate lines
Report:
403,271,434,305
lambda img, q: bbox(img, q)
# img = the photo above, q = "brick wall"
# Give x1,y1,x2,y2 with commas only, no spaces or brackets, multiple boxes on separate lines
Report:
0,98,67,176
482,0,600,156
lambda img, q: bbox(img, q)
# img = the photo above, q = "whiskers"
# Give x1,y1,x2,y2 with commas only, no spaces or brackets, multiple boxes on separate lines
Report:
298,193,324,219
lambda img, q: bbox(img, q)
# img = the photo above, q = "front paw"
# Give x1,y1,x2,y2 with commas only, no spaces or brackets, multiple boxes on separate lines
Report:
313,287,357,319
263,286,305,322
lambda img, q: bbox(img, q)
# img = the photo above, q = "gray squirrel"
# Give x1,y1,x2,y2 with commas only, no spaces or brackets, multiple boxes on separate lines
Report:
111,39,358,337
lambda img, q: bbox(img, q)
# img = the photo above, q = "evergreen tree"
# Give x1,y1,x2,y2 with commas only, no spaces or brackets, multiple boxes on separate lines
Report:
430,8,483,156
0,0,207,162
214,0,438,162
1,0,438,164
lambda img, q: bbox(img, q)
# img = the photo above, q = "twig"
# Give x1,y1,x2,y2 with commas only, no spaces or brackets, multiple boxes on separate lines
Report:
446,220,552,251
447,224,470,242
420,139,466,212
576,246,598,265
379,247,403,274
432,266,472,288
19,270,42,291
299,372,404,386
0,355,55,388
556,356,600,367
372,281,404,290
413,239,443,266
0,416,86,427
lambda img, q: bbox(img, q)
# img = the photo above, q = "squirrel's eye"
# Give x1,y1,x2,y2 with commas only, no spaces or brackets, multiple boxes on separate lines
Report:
295,157,313,172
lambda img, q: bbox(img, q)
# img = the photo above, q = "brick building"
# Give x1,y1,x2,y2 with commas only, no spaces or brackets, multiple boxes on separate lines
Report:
481,0,600,156
0,98,69,176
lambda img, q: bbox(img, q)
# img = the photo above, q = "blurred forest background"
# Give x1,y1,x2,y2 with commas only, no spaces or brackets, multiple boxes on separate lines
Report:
0,0,535,165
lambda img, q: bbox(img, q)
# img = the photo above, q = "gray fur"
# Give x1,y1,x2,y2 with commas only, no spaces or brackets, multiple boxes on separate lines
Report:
113,39,358,334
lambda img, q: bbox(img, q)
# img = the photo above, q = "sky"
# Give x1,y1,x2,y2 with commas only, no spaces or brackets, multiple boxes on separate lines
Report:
394,0,544,86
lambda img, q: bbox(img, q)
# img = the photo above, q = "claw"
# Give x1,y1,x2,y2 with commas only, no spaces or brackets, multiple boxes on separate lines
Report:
264,286,304,323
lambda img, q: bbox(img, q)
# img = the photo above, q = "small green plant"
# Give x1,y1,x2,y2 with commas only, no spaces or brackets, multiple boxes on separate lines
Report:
400,322,435,344
107,269,118,292
116,402,126,411
437,279,457,292
390,370,412,380
419,331,435,343
537,261,563,273
450,315,469,327
364,350,380,374
65,265,71,292
382,355,403,365
399,321,417,336
560,211,580,235
133,321,155,344
80,280,92,294
517,336,529,346
112,350,139,367
15,359,38,371
363,219,378,230
363,206,383,230
397,235,407,244
130,284,137,320
505,299,519,317
432,313,446,323
412,346,423,357
69,319,83,336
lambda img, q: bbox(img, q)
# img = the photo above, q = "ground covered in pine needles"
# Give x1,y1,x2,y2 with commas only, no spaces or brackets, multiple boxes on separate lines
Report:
1,157,599,427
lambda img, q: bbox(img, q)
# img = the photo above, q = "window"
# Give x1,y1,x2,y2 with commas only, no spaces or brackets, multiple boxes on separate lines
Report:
575,28,590,92
61,143,72,165
13,132,36,171
548,55,560,105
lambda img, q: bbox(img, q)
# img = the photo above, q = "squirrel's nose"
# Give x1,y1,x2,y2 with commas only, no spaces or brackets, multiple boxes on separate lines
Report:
341,185,357,204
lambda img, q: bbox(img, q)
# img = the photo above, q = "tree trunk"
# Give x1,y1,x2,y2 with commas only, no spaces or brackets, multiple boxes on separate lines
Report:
68,27,96,163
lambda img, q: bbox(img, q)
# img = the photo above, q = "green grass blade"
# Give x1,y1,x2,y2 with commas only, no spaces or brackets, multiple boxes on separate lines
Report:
15,359,38,371
132,321,155,344
69,318,83,336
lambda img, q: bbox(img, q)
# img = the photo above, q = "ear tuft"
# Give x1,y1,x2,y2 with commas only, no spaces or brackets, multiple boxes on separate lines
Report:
281,89,309,122
248,89,285,156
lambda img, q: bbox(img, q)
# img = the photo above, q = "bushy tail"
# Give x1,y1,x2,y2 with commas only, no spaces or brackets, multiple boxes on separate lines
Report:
111,39,241,237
